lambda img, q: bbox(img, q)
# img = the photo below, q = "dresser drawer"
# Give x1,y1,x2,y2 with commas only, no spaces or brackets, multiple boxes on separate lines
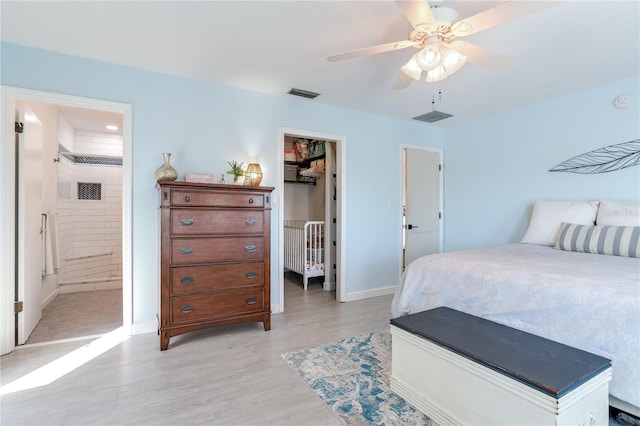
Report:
171,237,264,265
171,263,265,294
171,209,264,235
171,189,266,208
171,288,265,324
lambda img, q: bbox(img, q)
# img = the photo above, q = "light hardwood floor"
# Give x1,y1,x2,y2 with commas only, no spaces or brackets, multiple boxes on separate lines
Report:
1,275,394,425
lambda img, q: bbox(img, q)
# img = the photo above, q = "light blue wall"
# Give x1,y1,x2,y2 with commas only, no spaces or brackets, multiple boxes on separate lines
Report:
1,43,444,323
444,76,640,251
5,42,638,325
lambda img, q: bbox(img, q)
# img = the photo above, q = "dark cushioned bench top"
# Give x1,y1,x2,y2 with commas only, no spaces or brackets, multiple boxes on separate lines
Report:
390,307,611,398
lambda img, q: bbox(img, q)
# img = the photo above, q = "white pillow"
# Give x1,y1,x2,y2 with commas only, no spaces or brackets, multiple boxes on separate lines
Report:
596,200,640,226
521,200,599,246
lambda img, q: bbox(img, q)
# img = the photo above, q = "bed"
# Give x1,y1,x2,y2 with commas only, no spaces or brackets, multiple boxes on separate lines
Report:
284,220,325,289
392,200,640,415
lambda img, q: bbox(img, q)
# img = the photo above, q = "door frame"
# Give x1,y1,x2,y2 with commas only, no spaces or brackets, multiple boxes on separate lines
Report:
0,86,133,355
400,144,443,273
277,127,347,311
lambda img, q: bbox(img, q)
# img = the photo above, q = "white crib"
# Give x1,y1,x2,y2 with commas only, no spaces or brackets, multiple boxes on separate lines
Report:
284,220,325,290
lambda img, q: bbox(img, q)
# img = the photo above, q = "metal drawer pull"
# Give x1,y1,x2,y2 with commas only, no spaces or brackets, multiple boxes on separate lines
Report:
245,272,257,279
184,195,191,202
245,219,257,226
180,276,194,284
180,304,194,313
180,218,194,226
244,245,257,252
180,247,193,254
245,297,257,305
248,198,254,204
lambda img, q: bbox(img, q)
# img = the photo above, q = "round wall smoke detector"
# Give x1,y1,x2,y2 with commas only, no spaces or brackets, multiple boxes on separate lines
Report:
614,94,635,109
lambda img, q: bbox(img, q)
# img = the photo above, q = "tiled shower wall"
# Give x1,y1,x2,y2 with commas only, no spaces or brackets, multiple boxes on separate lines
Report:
57,120,123,286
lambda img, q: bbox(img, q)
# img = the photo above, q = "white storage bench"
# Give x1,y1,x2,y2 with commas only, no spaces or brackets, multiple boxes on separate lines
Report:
390,307,612,426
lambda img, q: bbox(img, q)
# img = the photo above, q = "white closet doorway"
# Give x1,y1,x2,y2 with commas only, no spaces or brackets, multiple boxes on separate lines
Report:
278,128,346,312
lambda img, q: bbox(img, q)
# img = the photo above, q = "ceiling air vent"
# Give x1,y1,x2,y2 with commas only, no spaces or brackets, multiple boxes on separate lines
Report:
287,88,320,99
413,111,453,123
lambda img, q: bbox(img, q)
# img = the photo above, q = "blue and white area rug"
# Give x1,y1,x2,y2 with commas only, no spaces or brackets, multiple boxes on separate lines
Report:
282,331,432,425
282,331,626,426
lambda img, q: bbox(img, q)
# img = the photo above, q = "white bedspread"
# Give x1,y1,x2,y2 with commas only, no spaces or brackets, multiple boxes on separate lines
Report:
391,244,640,409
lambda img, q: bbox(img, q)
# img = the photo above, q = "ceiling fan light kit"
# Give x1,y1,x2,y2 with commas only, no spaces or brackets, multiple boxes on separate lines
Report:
327,0,559,88
401,54,423,80
402,39,467,83
441,47,466,73
416,44,441,71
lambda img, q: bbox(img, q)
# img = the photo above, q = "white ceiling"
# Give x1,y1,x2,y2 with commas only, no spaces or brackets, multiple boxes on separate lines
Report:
2,1,639,128
55,105,123,134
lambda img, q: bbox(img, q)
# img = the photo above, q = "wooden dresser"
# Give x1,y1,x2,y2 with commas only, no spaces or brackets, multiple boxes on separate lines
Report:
157,181,274,350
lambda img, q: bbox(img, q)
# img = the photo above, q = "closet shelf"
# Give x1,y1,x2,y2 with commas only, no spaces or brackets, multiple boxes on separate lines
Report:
284,153,325,185
284,179,316,185
284,153,325,167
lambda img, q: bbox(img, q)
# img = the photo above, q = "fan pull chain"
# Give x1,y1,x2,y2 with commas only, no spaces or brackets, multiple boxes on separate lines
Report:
431,85,444,111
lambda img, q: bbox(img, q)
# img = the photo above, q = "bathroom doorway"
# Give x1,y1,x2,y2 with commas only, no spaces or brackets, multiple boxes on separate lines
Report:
24,103,125,345
0,87,132,354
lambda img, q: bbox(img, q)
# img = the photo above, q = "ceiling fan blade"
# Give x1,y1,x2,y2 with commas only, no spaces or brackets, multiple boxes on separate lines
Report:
327,40,417,62
392,71,413,90
450,41,511,72
450,1,560,37
395,0,436,28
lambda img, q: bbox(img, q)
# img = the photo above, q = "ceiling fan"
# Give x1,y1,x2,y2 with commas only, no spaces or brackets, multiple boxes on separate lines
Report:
327,0,558,89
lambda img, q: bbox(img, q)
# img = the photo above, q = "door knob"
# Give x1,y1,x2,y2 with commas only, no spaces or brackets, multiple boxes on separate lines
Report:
407,224,419,230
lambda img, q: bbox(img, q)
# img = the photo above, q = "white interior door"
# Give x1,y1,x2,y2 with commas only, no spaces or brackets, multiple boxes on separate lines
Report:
404,148,441,268
17,103,44,344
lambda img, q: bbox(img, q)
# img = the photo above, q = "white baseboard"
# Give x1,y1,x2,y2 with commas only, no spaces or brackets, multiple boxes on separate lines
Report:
41,288,59,309
273,286,394,310
323,280,336,291
343,285,397,302
128,288,390,335
131,320,157,335
132,308,282,336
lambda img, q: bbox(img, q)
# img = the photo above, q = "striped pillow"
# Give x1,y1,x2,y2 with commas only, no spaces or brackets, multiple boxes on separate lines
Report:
555,222,640,258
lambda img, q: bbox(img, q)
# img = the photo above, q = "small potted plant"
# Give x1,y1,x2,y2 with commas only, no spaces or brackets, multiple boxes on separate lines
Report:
226,160,245,184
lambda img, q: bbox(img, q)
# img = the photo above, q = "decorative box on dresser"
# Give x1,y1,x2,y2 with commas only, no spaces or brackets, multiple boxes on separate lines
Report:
157,181,274,350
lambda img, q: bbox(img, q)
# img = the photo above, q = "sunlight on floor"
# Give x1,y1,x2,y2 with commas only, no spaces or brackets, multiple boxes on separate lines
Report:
0,327,129,395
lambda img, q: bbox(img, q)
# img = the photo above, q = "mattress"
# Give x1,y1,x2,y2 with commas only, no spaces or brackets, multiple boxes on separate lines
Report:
391,243,640,409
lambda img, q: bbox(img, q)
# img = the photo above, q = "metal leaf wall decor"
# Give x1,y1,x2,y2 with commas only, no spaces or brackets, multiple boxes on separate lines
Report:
549,139,640,174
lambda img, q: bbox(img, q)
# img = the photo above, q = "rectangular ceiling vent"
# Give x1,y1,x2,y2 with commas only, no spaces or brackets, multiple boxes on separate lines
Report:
413,111,453,123
287,88,320,99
